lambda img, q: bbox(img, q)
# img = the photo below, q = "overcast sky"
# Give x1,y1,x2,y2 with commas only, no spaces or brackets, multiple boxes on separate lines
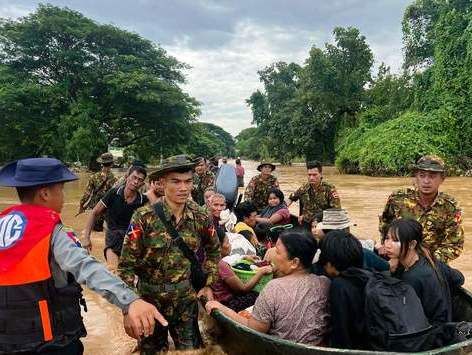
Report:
0,0,411,136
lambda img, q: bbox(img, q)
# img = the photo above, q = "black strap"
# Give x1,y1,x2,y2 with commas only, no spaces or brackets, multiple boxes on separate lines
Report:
154,202,199,265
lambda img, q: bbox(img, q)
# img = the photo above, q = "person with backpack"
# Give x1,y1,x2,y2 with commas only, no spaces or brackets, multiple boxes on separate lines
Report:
384,218,464,324
318,230,369,349
321,229,460,352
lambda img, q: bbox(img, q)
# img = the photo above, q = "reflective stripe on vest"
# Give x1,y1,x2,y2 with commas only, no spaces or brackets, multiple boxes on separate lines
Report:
0,204,60,286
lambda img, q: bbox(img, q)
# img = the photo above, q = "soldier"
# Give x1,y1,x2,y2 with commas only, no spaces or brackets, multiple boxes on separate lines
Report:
0,157,166,354
379,155,464,263
243,162,279,212
287,160,340,228
191,157,215,206
118,155,220,353
77,152,117,231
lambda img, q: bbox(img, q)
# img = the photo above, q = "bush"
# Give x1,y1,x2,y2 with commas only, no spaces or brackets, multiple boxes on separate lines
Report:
336,110,459,176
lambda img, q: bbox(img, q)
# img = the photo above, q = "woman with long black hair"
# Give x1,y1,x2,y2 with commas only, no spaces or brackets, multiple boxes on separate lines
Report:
384,218,464,324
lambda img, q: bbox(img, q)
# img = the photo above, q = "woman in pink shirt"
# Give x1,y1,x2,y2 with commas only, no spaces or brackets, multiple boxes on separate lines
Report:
211,233,272,312
206,231,330,346
235,158,245,187
256,188,291,225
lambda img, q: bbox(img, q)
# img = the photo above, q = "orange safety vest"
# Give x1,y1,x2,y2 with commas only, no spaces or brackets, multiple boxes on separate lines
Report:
0,204,86,353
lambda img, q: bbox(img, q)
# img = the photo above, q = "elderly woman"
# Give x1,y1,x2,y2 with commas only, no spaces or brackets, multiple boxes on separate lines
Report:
255,188,291,226
206,230,330,346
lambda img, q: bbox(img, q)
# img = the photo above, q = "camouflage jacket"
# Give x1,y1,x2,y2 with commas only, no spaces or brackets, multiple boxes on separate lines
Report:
118,199,220,299
379,188,464,263
191,171,215,205
289,181,341,224
243,174,279,212
78,171,116,212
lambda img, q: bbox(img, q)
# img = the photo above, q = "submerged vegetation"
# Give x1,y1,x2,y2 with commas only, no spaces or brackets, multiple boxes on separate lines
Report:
242,0,472,175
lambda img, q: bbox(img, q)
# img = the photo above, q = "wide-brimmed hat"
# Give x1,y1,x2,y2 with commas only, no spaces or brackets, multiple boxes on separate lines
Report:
0,158,78,187
317,208,355,230
148,155,197,180
412,155,445,173
194,156,205,165
257,162,276,172
96,152,114,164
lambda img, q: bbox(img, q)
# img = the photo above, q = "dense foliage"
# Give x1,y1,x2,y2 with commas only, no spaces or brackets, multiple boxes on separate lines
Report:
0,5,234,166
245,1,472,175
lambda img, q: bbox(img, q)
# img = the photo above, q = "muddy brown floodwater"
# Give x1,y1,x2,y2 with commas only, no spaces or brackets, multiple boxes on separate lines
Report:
0,160,470,354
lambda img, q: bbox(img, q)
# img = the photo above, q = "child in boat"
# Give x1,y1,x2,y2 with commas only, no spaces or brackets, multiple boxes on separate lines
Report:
211,232,272,312
255,188,291,226
384,218,464,324
233,201,259,247
318,230,369,349
206,230,330,346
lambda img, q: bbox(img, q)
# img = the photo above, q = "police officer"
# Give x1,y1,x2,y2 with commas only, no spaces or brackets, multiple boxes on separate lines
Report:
0,158,167,354
243,161,279,212
77,152,117,232
379,155,464,263
119,155,220,353
191,157,215,206
287,160,340,228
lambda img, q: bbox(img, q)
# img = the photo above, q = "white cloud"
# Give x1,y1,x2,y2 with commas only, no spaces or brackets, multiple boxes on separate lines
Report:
168,19,321,136
0,3,31,19
0,1,408,137
168,18,403,136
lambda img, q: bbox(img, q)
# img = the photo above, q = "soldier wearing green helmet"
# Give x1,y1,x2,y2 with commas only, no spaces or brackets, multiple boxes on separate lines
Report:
379,155,464,263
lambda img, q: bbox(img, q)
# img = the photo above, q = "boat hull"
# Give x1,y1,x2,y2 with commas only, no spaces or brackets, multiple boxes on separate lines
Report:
212,288,472,354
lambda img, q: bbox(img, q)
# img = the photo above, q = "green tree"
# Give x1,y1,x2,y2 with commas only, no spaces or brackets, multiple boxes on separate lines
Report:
0,4,199,165
184,122,235,158
235,127,267,160
247,62,301,163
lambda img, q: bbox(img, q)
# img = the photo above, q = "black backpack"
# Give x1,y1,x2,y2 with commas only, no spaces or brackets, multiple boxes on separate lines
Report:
363,270,436,351
342,268,462,352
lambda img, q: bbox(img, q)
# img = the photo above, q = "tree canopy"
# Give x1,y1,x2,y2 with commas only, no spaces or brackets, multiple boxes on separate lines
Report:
243,1,472,175
0,4,234,166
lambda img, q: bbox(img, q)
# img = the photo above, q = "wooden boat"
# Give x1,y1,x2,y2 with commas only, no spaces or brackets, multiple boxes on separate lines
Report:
212,287,472,354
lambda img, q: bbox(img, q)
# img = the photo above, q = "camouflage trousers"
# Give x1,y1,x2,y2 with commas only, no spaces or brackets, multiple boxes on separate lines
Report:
139,293,202,354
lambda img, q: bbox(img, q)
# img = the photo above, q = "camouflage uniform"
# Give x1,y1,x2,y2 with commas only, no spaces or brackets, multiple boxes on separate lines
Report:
191,171,215,206
243,174,279,212
79,171,116,231
289,181,340,224
118,199,220,353
379,188,464,263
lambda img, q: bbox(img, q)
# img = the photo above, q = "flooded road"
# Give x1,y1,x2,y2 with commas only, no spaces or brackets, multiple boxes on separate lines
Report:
0,160,470,354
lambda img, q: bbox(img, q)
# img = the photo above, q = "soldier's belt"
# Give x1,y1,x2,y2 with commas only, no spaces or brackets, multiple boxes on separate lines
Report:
139,279,191,293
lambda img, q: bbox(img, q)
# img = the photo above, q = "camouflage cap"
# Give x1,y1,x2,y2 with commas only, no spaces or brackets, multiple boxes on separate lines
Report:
96,152,114,164
257,161,276,172
194,156,205,165
148,154,196,180
413,155,445,173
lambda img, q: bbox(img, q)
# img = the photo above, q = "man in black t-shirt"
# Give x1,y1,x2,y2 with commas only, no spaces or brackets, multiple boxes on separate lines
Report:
83,166,148,271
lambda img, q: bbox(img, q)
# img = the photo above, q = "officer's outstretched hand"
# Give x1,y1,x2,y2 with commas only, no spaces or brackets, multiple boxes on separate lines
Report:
124,299,168,339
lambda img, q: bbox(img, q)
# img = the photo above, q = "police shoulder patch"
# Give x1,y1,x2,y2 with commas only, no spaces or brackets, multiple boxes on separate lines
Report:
62,226,82,247
0,211,27,249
